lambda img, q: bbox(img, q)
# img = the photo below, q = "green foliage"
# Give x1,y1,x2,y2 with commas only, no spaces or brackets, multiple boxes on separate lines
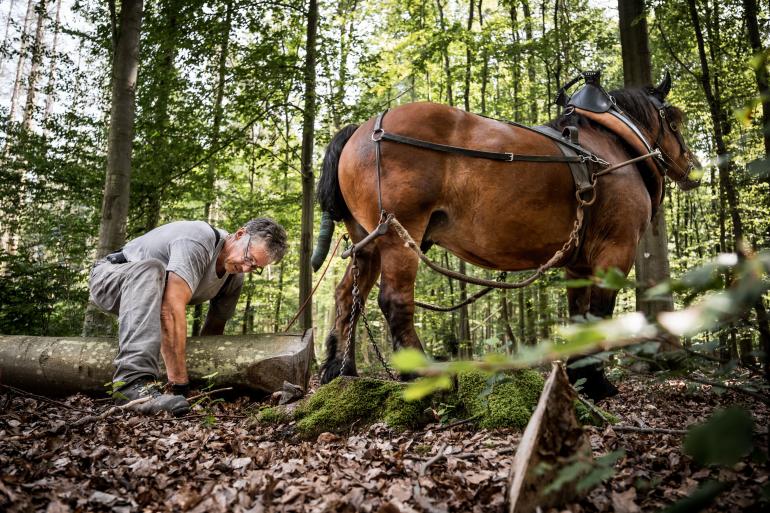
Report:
542,450,625,495
684,407,755,467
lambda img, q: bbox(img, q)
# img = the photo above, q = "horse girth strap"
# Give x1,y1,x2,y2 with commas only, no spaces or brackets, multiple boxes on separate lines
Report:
371,126,583,163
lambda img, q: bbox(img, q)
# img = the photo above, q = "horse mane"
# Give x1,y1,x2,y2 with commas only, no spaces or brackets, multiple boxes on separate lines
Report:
547,86,685,134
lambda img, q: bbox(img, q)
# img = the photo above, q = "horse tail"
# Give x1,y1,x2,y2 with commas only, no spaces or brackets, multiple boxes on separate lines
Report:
312,123,359,271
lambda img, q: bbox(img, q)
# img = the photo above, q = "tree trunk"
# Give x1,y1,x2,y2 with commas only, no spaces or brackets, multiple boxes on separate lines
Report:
0,0,17,74
618,0,676,319
501,290,517,354
21,0,46,131
8,0,34,122
42,0,62,127
192,1,232,338
144,0,178,231
82,0,144,336
0,331,314,396
521,0,537,124
298,0,319,331
463,0,474,111
435,0,453,106
458,0,474,356
478,0,488,115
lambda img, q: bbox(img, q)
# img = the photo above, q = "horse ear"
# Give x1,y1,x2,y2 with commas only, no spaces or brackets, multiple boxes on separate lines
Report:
655,71,672,99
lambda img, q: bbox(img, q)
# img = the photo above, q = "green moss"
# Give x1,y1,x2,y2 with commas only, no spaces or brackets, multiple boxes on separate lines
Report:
257,406,290,424
292,377,430,438
455,369,545,429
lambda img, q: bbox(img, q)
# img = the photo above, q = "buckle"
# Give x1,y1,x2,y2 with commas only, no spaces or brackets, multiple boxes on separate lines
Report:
506,153,515,162
371,128,384,142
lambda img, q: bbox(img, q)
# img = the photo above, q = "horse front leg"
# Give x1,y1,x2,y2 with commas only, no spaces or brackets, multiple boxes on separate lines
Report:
565,258,630,401
319,242,381,384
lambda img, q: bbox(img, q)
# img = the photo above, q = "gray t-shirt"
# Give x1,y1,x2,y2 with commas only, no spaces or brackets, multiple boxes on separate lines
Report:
122,221,244,319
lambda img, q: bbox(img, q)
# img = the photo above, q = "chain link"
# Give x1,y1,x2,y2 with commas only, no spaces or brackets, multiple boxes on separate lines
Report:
360,306,397,380
339,254,359,377
339,252,397,380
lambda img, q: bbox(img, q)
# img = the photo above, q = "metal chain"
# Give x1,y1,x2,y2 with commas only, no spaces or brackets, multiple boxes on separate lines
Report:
339,252,397,380
339,254,359,377
360,306,397,380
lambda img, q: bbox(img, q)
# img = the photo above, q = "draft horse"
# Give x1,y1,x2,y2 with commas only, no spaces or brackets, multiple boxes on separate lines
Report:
313,72,699,401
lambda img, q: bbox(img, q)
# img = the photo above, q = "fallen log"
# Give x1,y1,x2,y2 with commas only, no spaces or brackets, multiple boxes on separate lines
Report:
0,330,313,396
507,362,593,513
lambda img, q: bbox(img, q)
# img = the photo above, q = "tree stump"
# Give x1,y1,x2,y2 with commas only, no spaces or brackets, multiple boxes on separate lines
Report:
507,362,593,513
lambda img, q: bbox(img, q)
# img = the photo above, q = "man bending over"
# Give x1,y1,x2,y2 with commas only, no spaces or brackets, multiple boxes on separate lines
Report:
88,218,288,415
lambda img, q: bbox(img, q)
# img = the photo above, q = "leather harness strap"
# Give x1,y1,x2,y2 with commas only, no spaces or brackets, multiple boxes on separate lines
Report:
372,122,585,163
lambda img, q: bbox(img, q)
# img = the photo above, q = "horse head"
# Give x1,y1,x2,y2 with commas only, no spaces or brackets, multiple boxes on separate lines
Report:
644,72,701,191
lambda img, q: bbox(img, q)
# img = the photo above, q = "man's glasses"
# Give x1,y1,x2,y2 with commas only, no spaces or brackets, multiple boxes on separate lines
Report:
242,235,263,275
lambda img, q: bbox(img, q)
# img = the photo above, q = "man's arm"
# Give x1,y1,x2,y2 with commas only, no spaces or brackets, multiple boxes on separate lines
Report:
160,272,193,384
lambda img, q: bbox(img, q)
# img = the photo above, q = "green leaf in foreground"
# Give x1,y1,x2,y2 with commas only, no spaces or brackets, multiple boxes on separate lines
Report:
684,407,754,467
391,348,429,373
402,375,452,401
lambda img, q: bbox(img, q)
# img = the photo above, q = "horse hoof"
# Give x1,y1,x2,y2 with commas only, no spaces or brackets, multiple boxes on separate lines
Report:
319,360,359,384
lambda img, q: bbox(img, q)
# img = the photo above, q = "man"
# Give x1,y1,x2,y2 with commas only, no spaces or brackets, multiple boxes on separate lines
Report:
88,218,288,415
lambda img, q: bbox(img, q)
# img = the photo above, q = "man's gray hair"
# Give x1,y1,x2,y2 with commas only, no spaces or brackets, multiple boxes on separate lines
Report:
243,218,288,262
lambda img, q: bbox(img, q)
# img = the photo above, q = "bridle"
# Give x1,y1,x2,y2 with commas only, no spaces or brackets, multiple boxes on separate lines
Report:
646,93,695,181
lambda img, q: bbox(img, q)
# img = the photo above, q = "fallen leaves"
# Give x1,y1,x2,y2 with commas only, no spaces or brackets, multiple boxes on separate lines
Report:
0,373,767,512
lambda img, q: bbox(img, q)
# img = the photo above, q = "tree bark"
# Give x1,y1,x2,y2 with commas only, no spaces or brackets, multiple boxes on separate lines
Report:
21,0,46,131
507,363,592,512
742,0,770,156
618,0,676,319
0,331,314,396
521,0,537,124
143,0,178,231
8,0,34,122
193,0,232,337
1,0,18,74
298,0,319,331
82,0,144,336
42,0,62,127
435,0,453,106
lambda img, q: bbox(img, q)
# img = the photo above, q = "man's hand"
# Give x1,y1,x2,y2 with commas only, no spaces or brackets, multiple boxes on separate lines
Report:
160,272,192,384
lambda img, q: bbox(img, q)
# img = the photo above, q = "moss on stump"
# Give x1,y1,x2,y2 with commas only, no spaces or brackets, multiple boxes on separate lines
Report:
455,369,545,429
292,377,431,438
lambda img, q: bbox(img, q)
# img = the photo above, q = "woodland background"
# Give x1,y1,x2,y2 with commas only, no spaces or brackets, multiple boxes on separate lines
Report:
0,0,768,370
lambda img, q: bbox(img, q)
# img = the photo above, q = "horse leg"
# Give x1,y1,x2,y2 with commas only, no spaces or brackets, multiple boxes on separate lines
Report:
376,236,424,378
319,240,381,384
564,266,624,401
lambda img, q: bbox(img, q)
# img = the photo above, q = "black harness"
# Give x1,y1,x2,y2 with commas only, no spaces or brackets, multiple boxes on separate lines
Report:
370,110,603,217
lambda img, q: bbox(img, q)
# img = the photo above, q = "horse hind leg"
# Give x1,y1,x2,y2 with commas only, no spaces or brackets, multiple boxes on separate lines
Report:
376,233,425,379
319,240,381,384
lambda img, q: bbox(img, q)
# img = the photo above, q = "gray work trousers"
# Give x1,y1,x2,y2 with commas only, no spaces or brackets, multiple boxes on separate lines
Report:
88,259,167,385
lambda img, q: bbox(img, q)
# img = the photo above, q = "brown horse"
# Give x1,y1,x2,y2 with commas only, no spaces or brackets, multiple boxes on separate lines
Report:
313,75,698,400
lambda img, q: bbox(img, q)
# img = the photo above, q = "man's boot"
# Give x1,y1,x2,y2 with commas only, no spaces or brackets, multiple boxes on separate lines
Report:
115,377,190,416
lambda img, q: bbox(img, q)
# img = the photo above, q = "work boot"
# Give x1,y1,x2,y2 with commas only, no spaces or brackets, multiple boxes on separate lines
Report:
115,377,190,416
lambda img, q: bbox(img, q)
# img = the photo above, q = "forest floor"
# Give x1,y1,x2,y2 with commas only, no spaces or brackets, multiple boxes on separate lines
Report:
1,371,768,512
